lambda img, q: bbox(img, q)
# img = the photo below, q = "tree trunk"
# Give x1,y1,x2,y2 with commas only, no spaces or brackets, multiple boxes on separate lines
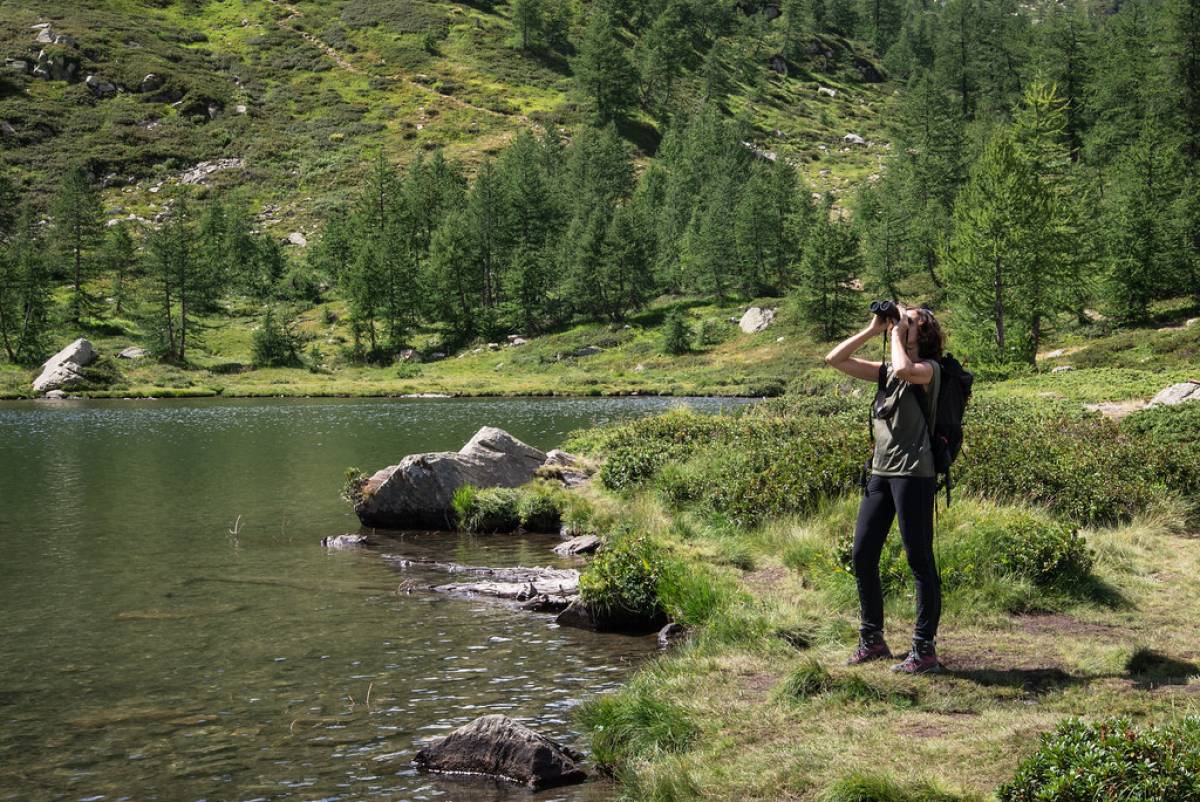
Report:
993,251,1005,353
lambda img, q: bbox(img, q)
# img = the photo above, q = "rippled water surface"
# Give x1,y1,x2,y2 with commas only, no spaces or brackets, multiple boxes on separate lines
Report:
0,396,751,801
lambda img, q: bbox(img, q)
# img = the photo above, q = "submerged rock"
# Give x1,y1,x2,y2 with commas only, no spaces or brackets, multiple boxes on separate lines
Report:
32,338,96,394
321,533,373,549
555,599,667,634
553,535,600,556
413,714,586,789
353,427,553,529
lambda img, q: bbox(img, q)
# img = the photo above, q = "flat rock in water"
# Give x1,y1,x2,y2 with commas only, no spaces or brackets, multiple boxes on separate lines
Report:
1148,382,1200,408
432,567,579,600
553,535,600,556
32,338,96,394
355,427,547,529
413,714,586,789
321,533,373,549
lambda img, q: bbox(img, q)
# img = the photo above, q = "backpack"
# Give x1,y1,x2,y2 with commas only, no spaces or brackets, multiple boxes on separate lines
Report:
915,353,974,505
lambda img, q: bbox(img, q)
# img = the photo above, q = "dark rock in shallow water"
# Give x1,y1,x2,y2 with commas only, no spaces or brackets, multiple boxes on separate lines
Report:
554,599,667,634
413,714,586,789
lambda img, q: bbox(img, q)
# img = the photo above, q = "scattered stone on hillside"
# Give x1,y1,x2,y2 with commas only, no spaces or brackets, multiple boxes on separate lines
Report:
321,533,373,549
1148,382,1200,408
1083,400,1149,421
428,351,446,361
739,306,776,333
117,346,148,360
843,132,867,145
487,342,501,351
286,231,307,247
178,158,245,185
505,334,525,342
1044,349,1066,359
658,622,687,649
777,336,785,342
84,75,118,98
742,141,777,162
353,427,554,529
817,85,837,97
44,390,67,400
32,338,96,394
509,337,528,346
553,535,600,557
1187,318,1198,327
139,73,164,93
5,58,30,74
0,120,16,138
413,714,586,790
573,345,601,357
634,363,645,372
398,349,422,363
1051,365,1073,373
32,49,80,82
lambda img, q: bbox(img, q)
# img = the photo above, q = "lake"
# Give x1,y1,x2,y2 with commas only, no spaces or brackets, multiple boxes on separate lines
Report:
0,395,750,802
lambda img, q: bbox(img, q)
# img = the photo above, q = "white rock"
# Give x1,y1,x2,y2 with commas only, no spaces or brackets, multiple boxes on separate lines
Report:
32,338,96,394
287,231,307,247
1148,382,1200,408
117,346,148,359
1051,365,1073,373
738,307,777,333
1044,349,1065,359
817,86,837,97
843,133,866,145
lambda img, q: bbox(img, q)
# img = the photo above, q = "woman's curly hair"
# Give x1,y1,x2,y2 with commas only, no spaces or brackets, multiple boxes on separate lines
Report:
914,307,944,360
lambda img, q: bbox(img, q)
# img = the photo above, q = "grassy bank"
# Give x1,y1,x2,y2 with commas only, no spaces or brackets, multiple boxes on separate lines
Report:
555,358,1200,800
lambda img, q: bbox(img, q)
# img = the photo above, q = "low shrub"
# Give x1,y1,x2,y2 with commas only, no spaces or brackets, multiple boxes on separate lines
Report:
998,716,1200,801
579,529,668,621
514,481,565,532
1123,401,1200,501
785,496,1096,614
341,467,369,505
577,681,698,769
777,660,916,708
252,307,304,368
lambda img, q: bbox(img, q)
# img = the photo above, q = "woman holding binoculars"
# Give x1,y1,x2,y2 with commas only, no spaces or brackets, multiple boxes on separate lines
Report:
823,301,946,674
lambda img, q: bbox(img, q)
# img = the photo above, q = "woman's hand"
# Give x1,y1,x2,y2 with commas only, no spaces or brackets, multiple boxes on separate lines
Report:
868,312,888,335
892,306,909,339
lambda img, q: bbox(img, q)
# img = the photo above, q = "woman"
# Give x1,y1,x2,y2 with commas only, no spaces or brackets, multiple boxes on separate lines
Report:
823,303,945,674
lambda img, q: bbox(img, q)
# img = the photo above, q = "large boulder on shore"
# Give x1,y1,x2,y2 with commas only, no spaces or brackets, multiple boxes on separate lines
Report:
354,427,548,529
739,306,776,333
32,338,96,394
413,714,586,789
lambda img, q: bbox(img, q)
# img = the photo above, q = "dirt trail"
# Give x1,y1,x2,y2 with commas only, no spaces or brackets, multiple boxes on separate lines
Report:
264,0,538,130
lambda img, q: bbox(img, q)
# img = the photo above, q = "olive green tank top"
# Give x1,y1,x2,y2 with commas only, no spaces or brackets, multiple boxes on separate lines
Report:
871,361,941,478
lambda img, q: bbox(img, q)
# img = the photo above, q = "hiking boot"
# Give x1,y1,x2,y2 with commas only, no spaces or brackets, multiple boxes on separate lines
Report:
891,639,941,674
847,633,892,665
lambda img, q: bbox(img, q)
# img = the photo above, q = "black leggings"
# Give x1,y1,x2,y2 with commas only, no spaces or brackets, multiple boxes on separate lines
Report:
852,474,941,643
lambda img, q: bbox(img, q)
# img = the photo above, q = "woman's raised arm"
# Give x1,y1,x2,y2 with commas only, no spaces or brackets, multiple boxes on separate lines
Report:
824,315,887,382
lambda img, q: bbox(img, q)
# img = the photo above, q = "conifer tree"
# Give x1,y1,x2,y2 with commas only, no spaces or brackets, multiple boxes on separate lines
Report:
52,166,104,324
145,193,198,362
0,206,51,363
511,0,545,51
574,6,638,123
794,197,859,340
194,198,227,311
101,222,137,317
943,129,1045,363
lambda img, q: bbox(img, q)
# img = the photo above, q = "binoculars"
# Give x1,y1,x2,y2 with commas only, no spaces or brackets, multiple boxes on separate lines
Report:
869,300,901,321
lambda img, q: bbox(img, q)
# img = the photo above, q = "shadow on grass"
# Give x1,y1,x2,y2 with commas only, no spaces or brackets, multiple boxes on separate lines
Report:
1126,648,1200,689
941,666,1085,696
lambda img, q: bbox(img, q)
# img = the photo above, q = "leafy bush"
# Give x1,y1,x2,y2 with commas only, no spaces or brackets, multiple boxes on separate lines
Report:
341,467,369,505
579,529,668,620
514,481,566,532
577,682,698,769
998,717,1200,802
1123,401,1200,499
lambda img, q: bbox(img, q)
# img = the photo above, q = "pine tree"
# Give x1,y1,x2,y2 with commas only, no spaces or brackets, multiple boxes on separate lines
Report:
101,222,137,317
943,129,1045,363
144,193,199,362
194,198,227,311
854,181,908,299
933,0,981,120
0,206,51,363
1102,121,1183,323
794,198,859,341
1084,0,1157,167
574,6,639,123
427,209,482,341
680,174,739,299
1034,0,1096,160
601,202,654,320
511,0,545,50
52,165,104,324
